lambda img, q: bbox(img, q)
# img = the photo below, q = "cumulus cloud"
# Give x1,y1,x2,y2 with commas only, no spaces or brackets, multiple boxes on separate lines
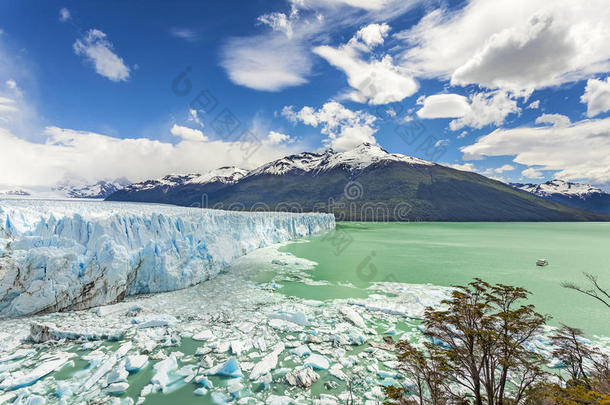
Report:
170,124,208,142
355,23,390,47
417,91,519,130
0,126,298,188
59,8,71,22
461,117,610,184
314,23,417,105
449,91,519,131
522,167,544,179
416,93,471,119
266,130,292,145
527,100,540,109
73,29,130,82
535,113,570,128
399,0,610,94
581,77,610,117
444,162,477,172
282,101,377,151
220,0,419,92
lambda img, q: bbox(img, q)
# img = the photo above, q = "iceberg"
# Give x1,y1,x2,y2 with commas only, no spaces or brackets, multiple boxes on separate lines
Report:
0,199,335,317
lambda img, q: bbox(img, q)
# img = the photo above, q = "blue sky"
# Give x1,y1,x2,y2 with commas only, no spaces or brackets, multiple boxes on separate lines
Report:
1,0,610,189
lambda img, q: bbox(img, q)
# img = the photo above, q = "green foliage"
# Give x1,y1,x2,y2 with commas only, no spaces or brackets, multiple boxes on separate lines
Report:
386,279,548,405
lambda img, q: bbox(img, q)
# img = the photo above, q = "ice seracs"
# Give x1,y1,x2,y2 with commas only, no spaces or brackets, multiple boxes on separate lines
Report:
0,199,335,317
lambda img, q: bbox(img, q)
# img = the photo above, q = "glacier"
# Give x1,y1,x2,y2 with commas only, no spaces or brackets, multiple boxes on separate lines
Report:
0,199,335,317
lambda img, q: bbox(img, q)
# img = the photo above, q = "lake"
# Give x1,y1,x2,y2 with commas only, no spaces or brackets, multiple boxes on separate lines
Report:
280,222,610,337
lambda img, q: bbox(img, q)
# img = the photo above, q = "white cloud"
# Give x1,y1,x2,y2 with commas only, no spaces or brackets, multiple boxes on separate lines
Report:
522,167,544,179
449,91,519,130
445,162,476,172
314,23,417,105
581,77,610,117
59,8,70,22
169,28,201,42
73,29,130,82
417,91,519,130
399,0,610,94
220,0,419,92
434,139,449,148
220,34,311,91
170,124,208,142
527,100,540,109
258,10,298,38
282,101,377,151
355,23,390,47
416,93,471,119
266,130,293,145
461,117,610,184
0,126,298,188
535,113,570,128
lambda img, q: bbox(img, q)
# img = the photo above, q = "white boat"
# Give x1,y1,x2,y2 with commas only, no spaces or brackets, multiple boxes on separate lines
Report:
536,259,549,266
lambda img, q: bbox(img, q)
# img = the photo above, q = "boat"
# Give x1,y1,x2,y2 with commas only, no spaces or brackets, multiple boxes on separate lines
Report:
536,259,549,266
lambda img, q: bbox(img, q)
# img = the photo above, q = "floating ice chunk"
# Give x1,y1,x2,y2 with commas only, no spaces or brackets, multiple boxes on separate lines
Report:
231,340,252,355
107,382,129,394
285,366,319,388
29,322,125,343
266,395,296,405
340,306,367,329
107,366,129,384
125,355,148,372
249,342,284,381
0,352,75,390
227,378,244,398
12,393,47,405
211,392,232,404
132,314,178,329
329,364,348,381
81,342,132,393
303,353,330,370
195,375,213,388
269,309,309,326
151,355,178,392
207,357,243,378
290,344,311,358
0,349,35,362
194,387,208,396
192,330,214,341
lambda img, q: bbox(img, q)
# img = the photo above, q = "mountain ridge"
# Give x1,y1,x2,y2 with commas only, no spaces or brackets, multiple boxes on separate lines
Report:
106,144,609,222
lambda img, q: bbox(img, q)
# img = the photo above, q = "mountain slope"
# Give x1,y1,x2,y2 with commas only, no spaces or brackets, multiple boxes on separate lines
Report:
511,179,610,215
107,144,608,221
108,166,247,206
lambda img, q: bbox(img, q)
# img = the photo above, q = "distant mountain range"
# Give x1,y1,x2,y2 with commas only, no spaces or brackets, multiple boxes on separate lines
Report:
511,179,610,215
0,179,129,199
107,143,608,221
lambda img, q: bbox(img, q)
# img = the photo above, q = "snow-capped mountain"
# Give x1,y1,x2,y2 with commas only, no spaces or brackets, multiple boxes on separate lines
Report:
246,143,433,177
54,179,131,199
121,166,247,193
0,189,31,196
511,179,604,199
511,179,610,215
107,143,608,221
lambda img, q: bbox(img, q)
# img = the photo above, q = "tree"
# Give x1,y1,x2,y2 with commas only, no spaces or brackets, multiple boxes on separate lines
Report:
386,279,548,405
562,273,610,311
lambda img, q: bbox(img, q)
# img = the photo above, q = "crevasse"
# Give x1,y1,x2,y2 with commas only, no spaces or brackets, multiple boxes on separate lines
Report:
0,199,335,318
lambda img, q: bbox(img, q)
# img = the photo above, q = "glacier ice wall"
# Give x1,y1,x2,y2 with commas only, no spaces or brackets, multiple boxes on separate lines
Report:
0,199,335,318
